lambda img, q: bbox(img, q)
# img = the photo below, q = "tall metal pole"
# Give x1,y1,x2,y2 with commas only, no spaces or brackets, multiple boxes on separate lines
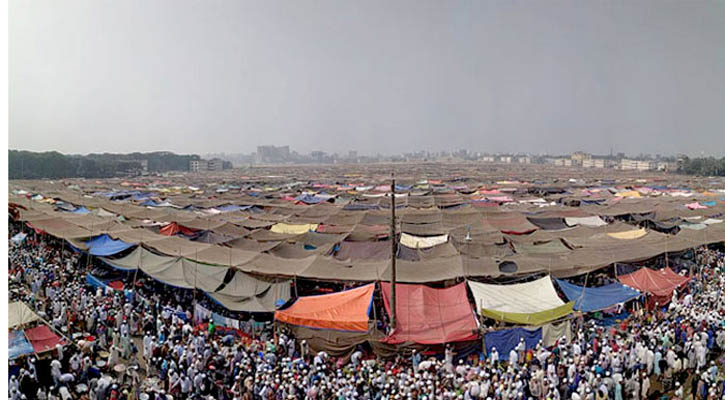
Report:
390,173,397,330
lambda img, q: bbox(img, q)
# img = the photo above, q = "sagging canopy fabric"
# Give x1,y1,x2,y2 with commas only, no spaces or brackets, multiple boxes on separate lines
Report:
160,222,199,236
9,330,34,360
484,327,541,360
380,282,478,344
85,234,135,256
9,302,41,328
480,302,575,325
270,223,319,235
399,233,448,249
618,267,690,298
555,279,640,312
564,216,607,227
526,217,570,231
334,241,390,261
607,228,647,240
467,276,565,314
275,284,374,332
207,270,291,313
101,247,232,292
25,325,64,353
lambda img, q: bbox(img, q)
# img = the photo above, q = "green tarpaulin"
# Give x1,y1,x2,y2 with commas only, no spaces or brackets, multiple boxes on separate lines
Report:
481,302,575,325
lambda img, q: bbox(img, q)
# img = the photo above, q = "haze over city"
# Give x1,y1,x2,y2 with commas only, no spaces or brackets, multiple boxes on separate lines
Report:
9,0,725,157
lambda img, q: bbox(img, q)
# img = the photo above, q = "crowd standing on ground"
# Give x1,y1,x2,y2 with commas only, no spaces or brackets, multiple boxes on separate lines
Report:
8,224,725,400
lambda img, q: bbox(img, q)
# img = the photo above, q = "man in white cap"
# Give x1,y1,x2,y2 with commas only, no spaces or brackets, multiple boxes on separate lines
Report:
489,347,499,366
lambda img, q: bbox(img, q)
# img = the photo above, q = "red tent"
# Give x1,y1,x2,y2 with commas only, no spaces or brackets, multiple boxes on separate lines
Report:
618,267,690,300
381,282,479,344
275,284,374,332
24,325,64,353
159,222,198,236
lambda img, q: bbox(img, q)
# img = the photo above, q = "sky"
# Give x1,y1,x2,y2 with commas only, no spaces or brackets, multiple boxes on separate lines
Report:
9,1,725,157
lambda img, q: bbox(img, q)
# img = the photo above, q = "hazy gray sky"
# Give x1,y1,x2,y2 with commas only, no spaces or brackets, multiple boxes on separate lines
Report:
9,1,725,156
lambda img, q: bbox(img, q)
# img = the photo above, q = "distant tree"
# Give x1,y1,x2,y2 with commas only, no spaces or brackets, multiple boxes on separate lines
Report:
9,150,199,179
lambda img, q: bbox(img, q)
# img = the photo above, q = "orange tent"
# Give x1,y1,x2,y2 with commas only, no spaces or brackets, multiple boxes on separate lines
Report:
618,267,690,299
275,284,374,332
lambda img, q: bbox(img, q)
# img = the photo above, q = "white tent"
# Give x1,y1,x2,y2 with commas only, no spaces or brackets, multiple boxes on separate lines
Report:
9,302,41,329
467,276,565,314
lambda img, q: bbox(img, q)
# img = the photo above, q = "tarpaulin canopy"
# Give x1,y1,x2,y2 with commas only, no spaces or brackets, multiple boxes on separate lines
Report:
607,228,647,240
484,327,541,360
275,284,374,332
11,232,27,244
160,222,199,236
527,217,570,230
399,233,448,249
480,302,575,325
555,279,640,312
618,267,690,298
9,330,34,360
270,223,319,235
564,216,608,227
380,282,478,344
25,325,64,353
207,270,290,313
85,234,135,256
9,302,41,328
467,276,565,314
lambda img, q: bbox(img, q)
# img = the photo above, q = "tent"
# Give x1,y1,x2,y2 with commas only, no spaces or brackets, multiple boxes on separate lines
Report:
24,325,64,353
207,270,291,313
275,284,374,332
607,228,647,240
399,233,448,249
270,223,319,235
467,276,565,314
380,282,479,344
480,302,575,325
9,330,34,360
564,216,608,227
618,267,690,299
526,217,570,231
9,302,41,329
10,232,27,244
484,327,541,360
85,234,135,256
160,222,199,236
555,279,640,312
468,275,574,324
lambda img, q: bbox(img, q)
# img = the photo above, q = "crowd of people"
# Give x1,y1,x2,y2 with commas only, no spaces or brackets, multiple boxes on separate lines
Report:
8,223,725,400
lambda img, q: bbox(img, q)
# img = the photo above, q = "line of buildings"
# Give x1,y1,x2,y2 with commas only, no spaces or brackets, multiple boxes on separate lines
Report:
189,158,232,172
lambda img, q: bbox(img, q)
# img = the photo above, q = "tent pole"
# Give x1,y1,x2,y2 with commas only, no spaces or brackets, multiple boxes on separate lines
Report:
193,249,199,320
390,172,397,330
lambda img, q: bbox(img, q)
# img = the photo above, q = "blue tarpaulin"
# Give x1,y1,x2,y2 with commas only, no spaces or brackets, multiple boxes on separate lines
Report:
85,234,134,256
11,232,27,244
555,279,640,312
9,330,34,359
71,206,91,214
217,204,253,212
484,327,542,360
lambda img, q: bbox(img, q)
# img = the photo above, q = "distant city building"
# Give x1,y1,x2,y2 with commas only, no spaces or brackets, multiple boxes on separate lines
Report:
498,156,512,163
517,156,531,164
190,159,208,172
571,151,592,162
482,156,495,162
620,159,655,171
190,158,230,172
552,158,573,166
256,145,290,163
582,158,615,168
207,158,224,171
